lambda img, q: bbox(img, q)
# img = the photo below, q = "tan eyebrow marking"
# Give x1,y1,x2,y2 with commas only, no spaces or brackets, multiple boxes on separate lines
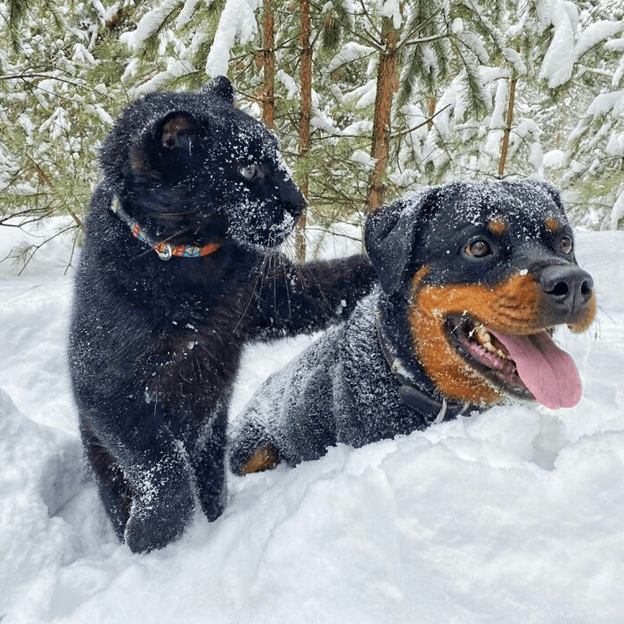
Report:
488,219,506,235
545,217,561,232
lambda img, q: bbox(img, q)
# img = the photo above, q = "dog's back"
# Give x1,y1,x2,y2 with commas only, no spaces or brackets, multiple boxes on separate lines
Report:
229,291,434,474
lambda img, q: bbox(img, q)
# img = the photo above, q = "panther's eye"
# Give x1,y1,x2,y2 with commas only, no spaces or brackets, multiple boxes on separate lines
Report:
559,235,573,254
239,164,263,181
464,239,493,258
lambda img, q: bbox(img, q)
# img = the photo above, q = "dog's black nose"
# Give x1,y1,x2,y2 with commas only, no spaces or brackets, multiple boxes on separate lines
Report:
538,264,594,322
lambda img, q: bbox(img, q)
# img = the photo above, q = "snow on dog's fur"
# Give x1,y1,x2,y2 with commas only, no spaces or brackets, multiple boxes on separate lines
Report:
230,180,596,473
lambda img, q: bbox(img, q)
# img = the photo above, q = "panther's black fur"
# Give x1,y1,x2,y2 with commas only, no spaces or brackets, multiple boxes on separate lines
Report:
68,76,374,553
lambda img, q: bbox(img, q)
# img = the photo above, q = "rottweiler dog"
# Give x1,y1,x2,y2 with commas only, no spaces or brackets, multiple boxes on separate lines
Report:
229,180,596,474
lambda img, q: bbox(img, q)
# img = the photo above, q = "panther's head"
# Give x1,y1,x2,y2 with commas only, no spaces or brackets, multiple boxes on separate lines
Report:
101,76,305,249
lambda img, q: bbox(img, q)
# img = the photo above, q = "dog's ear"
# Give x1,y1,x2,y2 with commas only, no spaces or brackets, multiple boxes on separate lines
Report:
365,199,416,295
365,189,440,295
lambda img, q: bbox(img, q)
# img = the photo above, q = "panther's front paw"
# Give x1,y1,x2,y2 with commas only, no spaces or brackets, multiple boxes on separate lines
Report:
124,484,194,553
197,478,226,523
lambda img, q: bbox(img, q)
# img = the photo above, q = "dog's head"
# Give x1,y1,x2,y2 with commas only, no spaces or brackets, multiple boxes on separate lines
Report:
365,180,596,409
101,76,305,248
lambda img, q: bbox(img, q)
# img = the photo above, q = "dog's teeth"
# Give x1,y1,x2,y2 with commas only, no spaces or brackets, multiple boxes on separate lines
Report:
470,324,508,360
475,326,492,344
474,325,487,341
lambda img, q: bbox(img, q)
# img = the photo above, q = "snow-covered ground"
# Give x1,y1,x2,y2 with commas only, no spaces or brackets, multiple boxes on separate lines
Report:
1,219,623,623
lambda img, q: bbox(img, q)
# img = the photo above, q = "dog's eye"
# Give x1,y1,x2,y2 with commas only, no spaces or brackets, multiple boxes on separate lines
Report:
239,164,263,181
559,236,573,254
465,239,493,258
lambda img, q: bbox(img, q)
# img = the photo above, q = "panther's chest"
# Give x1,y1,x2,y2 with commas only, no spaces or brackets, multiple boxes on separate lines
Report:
142,311,249,418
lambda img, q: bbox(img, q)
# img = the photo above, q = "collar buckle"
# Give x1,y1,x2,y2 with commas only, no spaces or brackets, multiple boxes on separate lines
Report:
155,244,173,261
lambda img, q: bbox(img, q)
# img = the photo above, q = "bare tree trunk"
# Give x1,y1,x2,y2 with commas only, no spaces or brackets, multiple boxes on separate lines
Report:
498,76,517,178
427,98,436,131
262,0,275,128
295,0,312,262
368,17,400,212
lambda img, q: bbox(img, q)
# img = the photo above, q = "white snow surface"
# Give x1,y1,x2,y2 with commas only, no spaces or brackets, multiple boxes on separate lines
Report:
1,219,624,623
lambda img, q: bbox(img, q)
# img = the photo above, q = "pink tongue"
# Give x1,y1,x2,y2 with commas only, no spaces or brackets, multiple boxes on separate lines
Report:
489,329,582,409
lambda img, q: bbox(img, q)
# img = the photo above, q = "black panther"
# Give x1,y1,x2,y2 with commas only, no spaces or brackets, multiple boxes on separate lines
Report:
68,76,374,553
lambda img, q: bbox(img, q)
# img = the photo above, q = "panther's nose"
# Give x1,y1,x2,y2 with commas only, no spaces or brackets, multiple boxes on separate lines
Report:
538,264,594,323
280,179,307,219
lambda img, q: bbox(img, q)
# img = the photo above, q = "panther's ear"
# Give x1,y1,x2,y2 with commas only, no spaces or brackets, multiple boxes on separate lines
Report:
130,111,199,179
158,111,198,150
365,189,439,295
203,75,235,104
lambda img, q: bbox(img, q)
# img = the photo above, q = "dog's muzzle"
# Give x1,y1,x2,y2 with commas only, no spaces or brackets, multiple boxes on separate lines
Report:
536,264,594,326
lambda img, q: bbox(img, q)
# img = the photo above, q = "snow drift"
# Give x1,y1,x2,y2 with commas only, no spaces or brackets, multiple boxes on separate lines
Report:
1,221,624,623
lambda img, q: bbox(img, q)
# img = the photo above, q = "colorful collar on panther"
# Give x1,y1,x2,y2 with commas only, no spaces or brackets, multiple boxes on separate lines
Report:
111,196,220,261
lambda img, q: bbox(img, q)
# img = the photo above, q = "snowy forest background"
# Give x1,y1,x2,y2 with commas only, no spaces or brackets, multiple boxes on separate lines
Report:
2,3,624,621
1,0,624,259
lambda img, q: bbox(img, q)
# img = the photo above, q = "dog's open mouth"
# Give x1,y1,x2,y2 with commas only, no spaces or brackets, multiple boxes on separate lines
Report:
447,314,582,409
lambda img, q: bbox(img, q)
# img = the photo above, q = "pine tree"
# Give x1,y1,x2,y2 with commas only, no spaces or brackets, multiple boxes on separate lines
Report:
1,0,623,264
556,2,624,229
0,0,134,245
295,0,312,260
